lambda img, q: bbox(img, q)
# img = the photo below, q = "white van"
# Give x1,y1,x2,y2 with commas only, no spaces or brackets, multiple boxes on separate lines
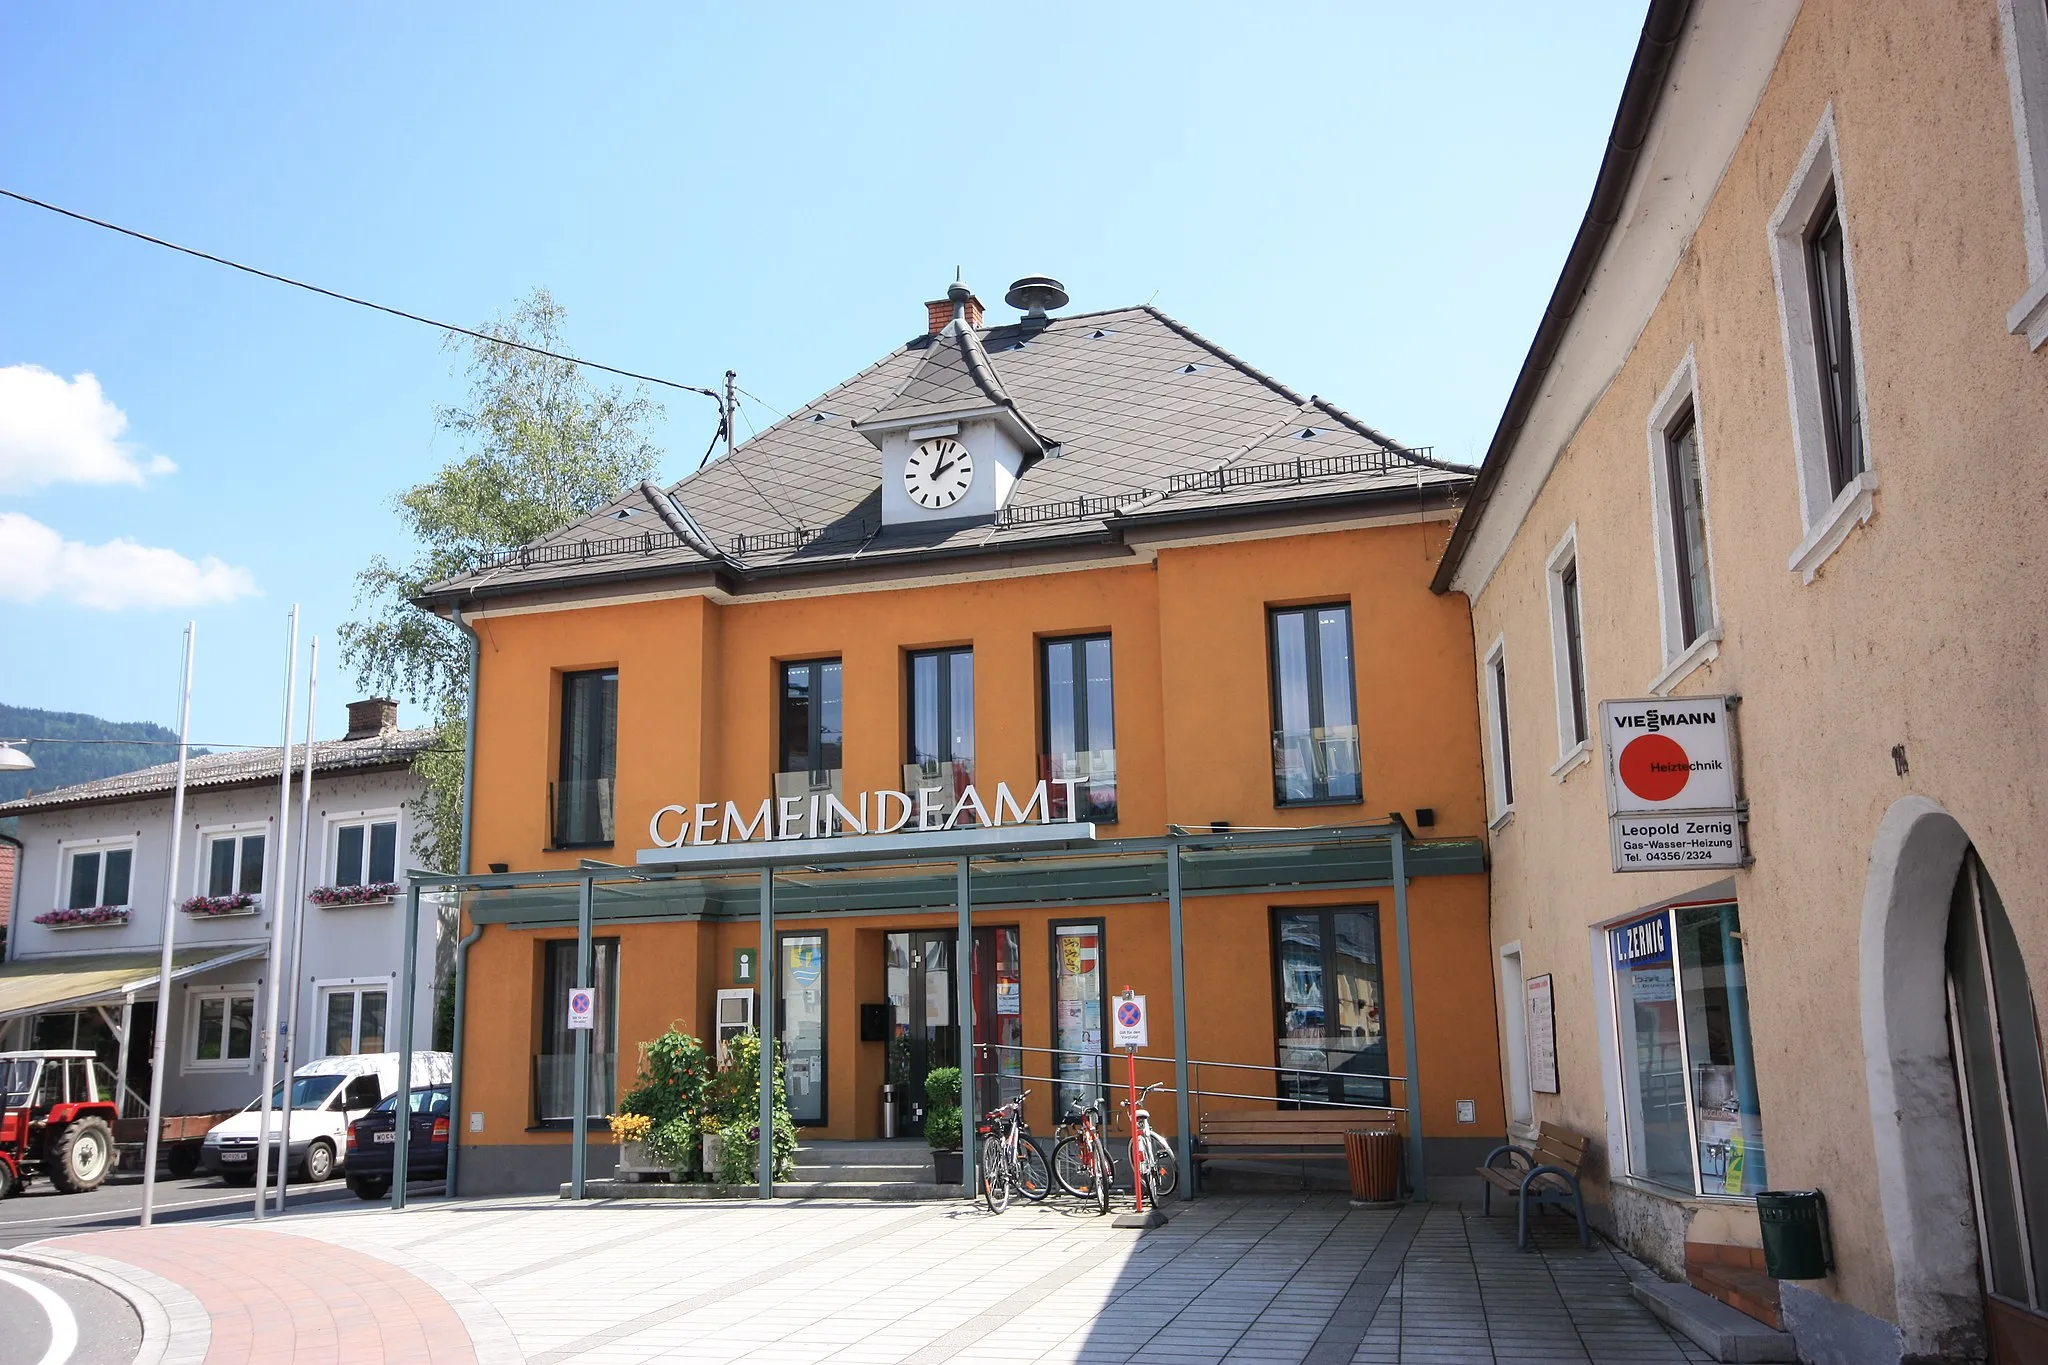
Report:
200,1052,452,1185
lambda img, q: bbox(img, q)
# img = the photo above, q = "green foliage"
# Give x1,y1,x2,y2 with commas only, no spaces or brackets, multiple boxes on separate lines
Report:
703,1031,797,1180
714,1115,798,1184
650,1114,698,1170
337,290,662,871
0,704,206,804
923,1066,963,1151
619,1025,711,1128
432,980,456,1052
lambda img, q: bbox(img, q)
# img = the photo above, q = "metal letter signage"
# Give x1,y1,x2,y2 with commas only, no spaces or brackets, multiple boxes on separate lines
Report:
1599,695,1745,873
646,778,1084,850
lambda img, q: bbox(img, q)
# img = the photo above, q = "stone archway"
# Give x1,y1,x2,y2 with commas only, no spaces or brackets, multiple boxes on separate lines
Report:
1858,796,1985,1361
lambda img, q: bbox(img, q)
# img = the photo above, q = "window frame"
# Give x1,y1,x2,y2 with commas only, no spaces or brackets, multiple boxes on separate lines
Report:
1048,918,1110,1118
554,667,620,850
56,837,137,912
1482,635,1515,826
534,936,621,1127
1644,352,1722,693
905,647,974,771
1268,904,1390,1110
1265,602,1363,808
197,823,268,900
2000,0,2048,347
1767,107,1878,584
184,984,258,1073
315,977,393,1058
328,809,402,888
774,930,830,1127
1039,632,1117,824
777,656,844,786
1544,527,1592,777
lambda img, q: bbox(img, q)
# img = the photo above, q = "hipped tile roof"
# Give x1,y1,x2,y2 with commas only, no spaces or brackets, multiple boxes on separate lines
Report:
0,729,437,815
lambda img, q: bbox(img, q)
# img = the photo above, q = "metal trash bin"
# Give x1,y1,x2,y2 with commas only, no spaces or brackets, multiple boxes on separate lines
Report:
1345,1127,1402,1203
1757,1189,1832,1279
880,1083,899,1140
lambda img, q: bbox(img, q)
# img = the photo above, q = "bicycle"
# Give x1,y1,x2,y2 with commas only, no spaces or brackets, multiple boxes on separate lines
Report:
1122,1082,1178,1206
1049,1097,1117,1215
977,1089,1051,1213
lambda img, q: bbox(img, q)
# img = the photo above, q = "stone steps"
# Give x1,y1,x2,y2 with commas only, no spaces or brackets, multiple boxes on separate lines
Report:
564,1178,964,1201
1632,1279,1797,1362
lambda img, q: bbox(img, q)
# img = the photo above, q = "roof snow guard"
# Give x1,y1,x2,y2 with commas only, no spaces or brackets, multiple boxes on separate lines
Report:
418,304,1471,606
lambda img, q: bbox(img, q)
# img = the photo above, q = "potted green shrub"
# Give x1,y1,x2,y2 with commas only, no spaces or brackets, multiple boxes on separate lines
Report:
616,1025,711,1181
705,1031,797,1185
925,1066,963,1185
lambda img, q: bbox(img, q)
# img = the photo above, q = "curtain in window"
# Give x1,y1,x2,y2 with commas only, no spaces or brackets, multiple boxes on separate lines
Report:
557,671,618,846
537,938,619,1121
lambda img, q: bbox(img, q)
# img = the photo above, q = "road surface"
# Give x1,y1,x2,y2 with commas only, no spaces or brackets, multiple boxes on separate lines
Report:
0,1258,142,1365
0,1168,359,1249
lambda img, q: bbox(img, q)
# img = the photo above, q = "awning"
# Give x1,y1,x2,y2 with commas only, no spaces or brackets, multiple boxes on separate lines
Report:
0,945,267,1021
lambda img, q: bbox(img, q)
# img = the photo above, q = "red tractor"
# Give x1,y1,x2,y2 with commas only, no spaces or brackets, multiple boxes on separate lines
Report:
0,1049,120,1197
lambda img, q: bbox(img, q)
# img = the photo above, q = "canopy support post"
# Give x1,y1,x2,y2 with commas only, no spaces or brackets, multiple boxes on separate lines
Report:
1391,822,1424,1200
957,855,974,1199
1167,837,1194,1198
759,866,774,1198
571,874,592,1200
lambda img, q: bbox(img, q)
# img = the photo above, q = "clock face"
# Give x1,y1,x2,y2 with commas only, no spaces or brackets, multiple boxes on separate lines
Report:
904,438,975,510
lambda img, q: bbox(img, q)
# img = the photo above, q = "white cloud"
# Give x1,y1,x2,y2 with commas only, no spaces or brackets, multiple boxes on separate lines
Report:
0,512,258,610
0,364,175,492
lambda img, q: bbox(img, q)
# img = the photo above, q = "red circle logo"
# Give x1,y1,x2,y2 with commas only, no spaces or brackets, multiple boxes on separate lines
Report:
1620,733,1691,802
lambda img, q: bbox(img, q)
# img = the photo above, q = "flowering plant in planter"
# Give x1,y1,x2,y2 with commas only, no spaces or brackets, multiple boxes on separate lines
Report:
34,905,129,928
308,881,402,907
180,892,259,916
607,1113,653,1144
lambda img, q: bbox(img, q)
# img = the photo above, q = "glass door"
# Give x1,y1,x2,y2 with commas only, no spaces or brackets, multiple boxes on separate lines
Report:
776,933,827,1126
973,927,1023,1119
882,928,1018,1131
1272,908,1388,1107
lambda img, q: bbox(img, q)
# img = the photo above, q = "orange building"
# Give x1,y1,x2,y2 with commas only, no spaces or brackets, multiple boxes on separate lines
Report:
417,280,1500,1197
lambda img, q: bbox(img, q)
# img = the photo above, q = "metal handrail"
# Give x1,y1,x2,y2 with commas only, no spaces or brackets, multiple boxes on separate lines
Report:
979,1041,1405,1088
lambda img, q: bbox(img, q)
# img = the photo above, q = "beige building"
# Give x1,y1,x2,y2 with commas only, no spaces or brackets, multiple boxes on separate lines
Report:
1436,2,2048,1361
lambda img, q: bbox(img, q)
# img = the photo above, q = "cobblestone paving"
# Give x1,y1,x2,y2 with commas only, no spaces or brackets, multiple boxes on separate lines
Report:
29,1192,1715,1363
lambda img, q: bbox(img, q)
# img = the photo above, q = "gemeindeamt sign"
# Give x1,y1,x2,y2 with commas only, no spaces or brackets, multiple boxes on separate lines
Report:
1598,696,1744,873
647,777,1086,848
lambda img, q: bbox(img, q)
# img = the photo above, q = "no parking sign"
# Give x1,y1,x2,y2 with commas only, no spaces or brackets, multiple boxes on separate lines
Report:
1113,992,1148,1049
567,987,596,1031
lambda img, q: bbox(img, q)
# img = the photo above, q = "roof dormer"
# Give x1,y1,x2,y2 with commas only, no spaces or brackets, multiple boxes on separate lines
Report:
855,281,1058,527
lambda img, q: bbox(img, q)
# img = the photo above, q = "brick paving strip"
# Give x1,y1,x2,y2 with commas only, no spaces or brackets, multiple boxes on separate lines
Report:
46,1226,484,1365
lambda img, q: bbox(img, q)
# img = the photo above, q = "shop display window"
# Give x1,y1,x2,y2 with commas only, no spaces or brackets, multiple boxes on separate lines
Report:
1052,922,1106,1117
777,932,827,1125
536,937,618,1123
1272,907,1388,1107
1608,899,1768,1196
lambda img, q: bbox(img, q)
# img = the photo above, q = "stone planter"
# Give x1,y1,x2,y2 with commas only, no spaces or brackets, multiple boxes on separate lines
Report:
615,1139,677,1184
931,1147,962,1185
702,1130,725,1178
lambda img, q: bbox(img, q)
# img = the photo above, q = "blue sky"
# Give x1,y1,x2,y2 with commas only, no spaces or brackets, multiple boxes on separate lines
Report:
0,3,1642,747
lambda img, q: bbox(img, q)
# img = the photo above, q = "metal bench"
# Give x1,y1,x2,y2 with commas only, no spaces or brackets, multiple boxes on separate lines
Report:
1478,1122,1591,1249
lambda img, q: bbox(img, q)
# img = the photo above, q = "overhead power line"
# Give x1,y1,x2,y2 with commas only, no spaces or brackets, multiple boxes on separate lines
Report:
0,186,724,401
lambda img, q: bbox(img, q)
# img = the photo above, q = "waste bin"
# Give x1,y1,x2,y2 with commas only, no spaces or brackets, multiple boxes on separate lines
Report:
1757,1189,1832,1279
1344,1127,1402,1203
880,1083,899,1140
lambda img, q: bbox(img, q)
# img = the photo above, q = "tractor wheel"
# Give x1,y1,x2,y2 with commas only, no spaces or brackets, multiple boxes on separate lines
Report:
166,1146,201,1179
49,1116,115,1193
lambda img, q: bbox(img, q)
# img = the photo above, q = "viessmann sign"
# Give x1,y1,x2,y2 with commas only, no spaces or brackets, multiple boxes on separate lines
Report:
647,778,1087,848
1599,696,1745,873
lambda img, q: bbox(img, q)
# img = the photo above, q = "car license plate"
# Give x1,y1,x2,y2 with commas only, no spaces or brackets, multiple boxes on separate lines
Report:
373,1132,395,1143
221,1151,249,1162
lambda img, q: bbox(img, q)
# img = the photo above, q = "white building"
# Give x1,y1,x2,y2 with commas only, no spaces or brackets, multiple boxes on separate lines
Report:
0,699,441,1125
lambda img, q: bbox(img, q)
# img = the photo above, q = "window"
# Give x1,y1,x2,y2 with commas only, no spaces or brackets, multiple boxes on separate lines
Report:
1273,908,1388,1107
1805,192,1864,497
1268,604,1360,805
555,669,618,847
334,819,398,887
906,648,974,814
1999,0,2048,346
205,831,266,898
1483,638,1514,819
1050,921,1107,1117
777,933,827,1125
1663,406,1713,649
321,985,388,1056
1042,635,1116,823
1608,898,1769,1197
1546,530,1591,768
778,658,843,790
536,937,618,1123
1769,109,1876,582
65,844,134,910
188,988,256,1069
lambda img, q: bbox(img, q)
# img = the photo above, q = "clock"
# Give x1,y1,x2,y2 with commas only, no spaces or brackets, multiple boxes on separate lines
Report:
904,438,975,510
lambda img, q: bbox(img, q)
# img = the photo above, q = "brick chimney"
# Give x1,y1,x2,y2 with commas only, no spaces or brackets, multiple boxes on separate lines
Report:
345,697,400,741
925,282,984,335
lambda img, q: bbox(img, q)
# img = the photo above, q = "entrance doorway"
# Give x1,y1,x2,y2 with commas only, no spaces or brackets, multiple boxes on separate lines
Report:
883,926,1021,1133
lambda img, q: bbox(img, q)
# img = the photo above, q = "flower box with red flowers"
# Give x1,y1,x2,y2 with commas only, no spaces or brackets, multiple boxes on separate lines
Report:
34,905,131,929
309,881,402,908
180,892,261,917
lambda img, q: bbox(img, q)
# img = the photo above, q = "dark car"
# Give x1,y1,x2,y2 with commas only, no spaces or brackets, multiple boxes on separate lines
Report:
345,1085,450,1199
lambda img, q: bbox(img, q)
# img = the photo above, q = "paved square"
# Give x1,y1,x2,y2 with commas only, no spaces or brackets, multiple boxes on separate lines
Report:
26,1193,1715,1363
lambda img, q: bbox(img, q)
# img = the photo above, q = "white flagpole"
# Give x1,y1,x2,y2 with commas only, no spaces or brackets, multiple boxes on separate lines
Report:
275,636,318,1213
140,622,196,1229
252,606,299,1220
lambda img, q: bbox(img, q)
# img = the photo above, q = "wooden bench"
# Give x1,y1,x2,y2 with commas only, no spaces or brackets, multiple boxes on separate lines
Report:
1477,1123,1591,1249
1195,1110,1400,1186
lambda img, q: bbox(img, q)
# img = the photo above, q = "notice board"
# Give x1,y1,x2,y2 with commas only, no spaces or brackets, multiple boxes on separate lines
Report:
1526,974,1559,1094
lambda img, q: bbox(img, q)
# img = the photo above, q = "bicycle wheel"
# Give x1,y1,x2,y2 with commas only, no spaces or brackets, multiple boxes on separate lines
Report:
1015,1137,1053,1203
1093,1141,1115,1215
1144,1132,1178,1200
980,1134,1011,1213
1051,1135,1094,1199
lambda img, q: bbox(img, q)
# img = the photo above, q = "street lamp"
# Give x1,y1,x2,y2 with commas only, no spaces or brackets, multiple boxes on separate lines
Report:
0,742,33,772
